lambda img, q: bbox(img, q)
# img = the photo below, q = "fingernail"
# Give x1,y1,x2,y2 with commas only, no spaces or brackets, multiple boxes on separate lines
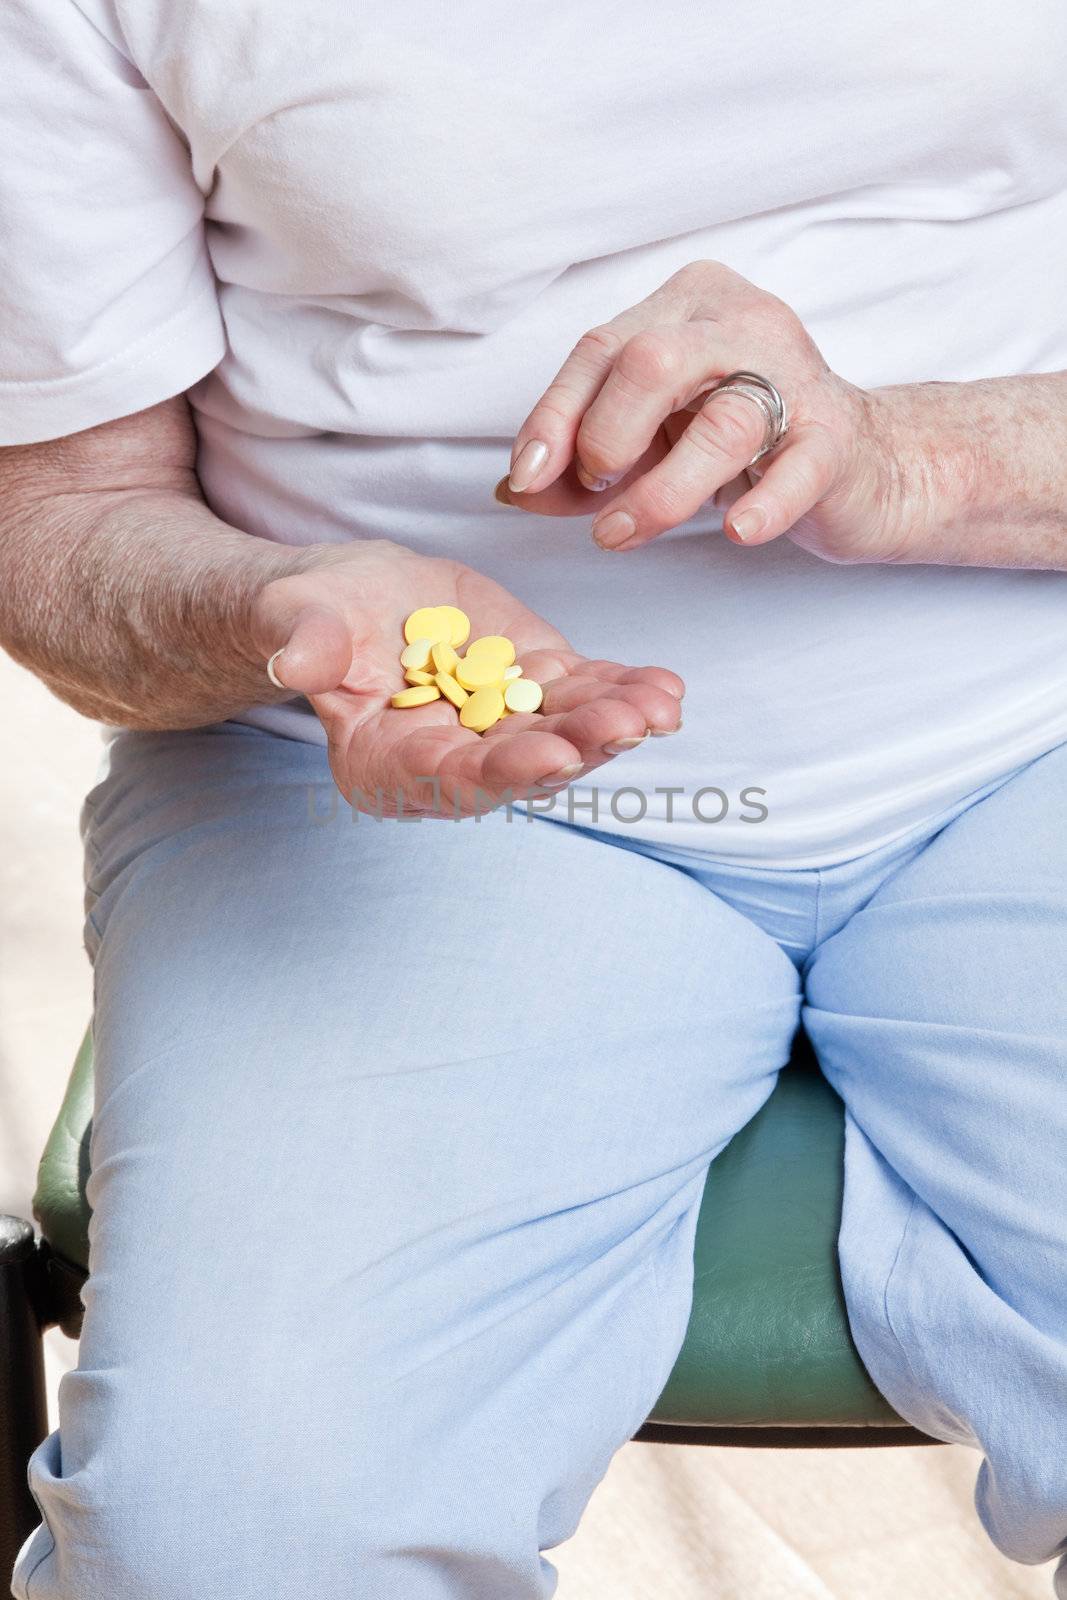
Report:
592,509,636,549
493,476,516,507
538,763,585,787
266,648,288,689
576,462,623,493
602,734,648,754
612,531,648,552
651,720,683,735
509,439,549,493
730,506,766,542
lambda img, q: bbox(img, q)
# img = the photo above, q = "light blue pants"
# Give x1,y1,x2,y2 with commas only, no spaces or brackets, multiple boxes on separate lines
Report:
12,723,1067,1598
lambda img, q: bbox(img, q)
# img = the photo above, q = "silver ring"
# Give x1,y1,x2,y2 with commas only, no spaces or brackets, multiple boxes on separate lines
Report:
266,649,287,689
689,369,789,466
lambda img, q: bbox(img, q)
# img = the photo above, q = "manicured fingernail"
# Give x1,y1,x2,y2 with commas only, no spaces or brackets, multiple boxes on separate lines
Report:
493,475,516,507
538,763,585,787
651,720,683,735
266,648,288,689
592,509,636,549
730,506,766,542
576,462,623,493
602,734,648,754
509,439,549,493
612,531,648,552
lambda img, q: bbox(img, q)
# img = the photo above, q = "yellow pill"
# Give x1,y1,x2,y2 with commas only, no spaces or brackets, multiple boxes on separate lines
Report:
455,655,508,691
434,672,469,708
503,664,523,682
503,678,543,714
400,637,434,671
404,668,435,686
464,635,516,669
434,606,471,648
403,607,452,646
459,685,505,732
390,685,442,708
430,640,459,675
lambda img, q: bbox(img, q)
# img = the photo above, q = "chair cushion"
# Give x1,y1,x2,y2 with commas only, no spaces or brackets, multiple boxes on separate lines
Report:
650,1039,904,1428
34,1026,93,1274
34,1027,909,1430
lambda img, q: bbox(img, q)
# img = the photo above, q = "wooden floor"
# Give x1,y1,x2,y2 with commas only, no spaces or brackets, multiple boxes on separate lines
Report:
0,653,1052,1599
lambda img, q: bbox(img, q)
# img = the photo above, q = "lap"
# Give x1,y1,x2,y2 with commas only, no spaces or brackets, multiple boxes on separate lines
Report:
83,723,800,1214
72,723,800,1526
82,726,1067,1353
33,727,1065,1589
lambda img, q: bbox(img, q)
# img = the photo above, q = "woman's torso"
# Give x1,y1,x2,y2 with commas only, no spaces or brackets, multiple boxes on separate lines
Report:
102,0,1067,863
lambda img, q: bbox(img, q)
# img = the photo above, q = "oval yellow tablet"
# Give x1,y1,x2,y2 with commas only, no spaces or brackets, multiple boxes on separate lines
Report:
464,635,516,669
459,685,505,732
400,637,434,671
403,607,452,646
434,672,469,708
390,685,442,708
404,668,435,686
503,678,543,714
430,640,459,675
502,664,523,682
434,606,471,649
455,655,507,691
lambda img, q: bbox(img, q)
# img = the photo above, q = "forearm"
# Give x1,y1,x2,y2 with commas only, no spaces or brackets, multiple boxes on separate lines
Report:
0,482,308,729
874,370,1067,568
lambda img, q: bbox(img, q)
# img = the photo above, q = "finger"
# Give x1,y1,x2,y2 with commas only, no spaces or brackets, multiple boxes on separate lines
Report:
381,723,584,817
506,264,721,495
477,728,588,793
591,389,770,551
251,589,355,694
494,446,651,519
538,676,683,733
506,314,649,495
518,652,686,702
573,320,730,490
539,695,658,763
721,422,840,547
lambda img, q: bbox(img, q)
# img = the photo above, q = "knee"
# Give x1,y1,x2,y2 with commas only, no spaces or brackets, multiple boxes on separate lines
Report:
19,1391,549,1600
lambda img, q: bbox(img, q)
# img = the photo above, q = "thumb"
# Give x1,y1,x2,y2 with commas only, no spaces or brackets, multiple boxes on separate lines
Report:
252,581,356,694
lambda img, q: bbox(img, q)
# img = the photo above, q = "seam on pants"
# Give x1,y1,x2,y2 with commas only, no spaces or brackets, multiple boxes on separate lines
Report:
881,1190,920,1369
644,1210,693,1400
799,867,825,982
878,1192,979,1447
20,1478,56,1598
877,1189,958,1436
23,1534,56,1599
639,1249,673,1429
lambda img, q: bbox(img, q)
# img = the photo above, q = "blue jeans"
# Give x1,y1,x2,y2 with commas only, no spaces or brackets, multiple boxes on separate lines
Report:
12,724,1067,1598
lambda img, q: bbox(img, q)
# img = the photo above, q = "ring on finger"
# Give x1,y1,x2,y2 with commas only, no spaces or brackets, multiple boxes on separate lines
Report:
685,369,789,466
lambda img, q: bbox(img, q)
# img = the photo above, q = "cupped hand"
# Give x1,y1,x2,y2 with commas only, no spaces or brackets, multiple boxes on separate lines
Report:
497,258,944,565
249,540,683,817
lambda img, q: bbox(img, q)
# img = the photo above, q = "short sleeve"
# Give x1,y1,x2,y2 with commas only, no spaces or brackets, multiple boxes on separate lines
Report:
0,0,226,444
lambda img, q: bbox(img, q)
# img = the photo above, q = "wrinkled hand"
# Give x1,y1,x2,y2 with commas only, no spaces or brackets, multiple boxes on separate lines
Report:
499,258,944,565
249,540,683,817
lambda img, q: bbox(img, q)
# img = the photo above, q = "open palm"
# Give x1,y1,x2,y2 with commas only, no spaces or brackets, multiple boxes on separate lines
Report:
251,539,684,817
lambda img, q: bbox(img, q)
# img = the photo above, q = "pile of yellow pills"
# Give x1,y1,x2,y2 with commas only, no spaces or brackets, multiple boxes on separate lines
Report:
389,607,544,733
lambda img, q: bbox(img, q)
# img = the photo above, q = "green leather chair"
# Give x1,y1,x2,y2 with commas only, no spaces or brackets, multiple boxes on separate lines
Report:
0,1023,940,1578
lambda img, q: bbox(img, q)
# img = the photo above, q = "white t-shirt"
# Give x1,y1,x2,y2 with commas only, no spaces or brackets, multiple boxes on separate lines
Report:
3,0,1067,866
